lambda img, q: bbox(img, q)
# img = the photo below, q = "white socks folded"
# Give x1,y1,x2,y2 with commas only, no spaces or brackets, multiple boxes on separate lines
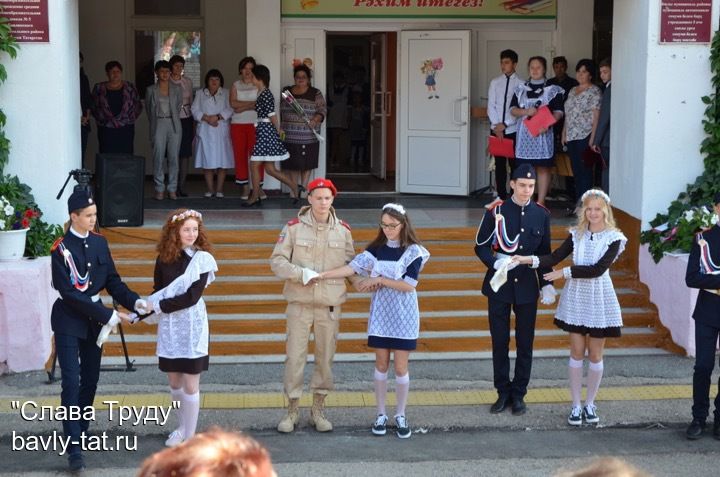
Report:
374,368,388,416
567,358,605,408
395,373,410,417
169,387,200,440
373,369,411,417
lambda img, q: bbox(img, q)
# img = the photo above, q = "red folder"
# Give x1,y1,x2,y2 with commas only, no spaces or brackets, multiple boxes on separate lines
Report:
582,147,607,169
524,105,557,137
488,135,515,158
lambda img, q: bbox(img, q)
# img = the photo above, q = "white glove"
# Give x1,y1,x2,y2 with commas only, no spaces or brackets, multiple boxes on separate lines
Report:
96,311,121,348
493,258,518,272
302,268,320,285
134,299,149,315
493,258,510,271
541,284,557,305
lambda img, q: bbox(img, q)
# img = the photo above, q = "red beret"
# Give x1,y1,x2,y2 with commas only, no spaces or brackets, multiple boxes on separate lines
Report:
307,178,337,196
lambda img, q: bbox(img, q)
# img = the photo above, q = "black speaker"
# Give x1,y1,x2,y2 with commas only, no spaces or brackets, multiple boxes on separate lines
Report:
96,154,145,227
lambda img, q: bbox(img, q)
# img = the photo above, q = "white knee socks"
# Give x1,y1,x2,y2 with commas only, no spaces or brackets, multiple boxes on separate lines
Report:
568,358,584,408
374,368,388,416
395,373,410,417
182,391,200,439
585,360,604,407
170,387,184,433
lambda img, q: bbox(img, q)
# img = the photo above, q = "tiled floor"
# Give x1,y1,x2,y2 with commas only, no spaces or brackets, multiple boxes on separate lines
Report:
140,177,576,229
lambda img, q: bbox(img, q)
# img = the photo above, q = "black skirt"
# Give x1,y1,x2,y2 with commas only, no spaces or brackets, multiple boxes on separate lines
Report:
554,319,622,338
179,117,195,158
368,335,417,351
159,355,209,374
97,124,135,154
283,141,319,171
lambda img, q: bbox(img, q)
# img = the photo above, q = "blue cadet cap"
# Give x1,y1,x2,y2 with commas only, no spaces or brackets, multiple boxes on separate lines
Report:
715,192,720,205
68,189,95,214
511,163,537,180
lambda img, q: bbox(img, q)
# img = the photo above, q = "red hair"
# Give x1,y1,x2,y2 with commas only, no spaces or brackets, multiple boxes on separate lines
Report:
157,208,212,264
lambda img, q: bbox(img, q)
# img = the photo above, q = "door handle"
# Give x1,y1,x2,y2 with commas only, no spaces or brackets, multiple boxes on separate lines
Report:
373,91,384,118
452,96,468,126
384,91,392,117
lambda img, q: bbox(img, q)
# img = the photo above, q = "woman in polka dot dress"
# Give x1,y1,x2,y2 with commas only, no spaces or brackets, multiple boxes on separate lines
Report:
243,64,299,207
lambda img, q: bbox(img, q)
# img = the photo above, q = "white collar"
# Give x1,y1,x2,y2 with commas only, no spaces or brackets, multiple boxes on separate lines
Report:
387,239,401,248
69,226,89,239
510,195,531,207
184,247,196,257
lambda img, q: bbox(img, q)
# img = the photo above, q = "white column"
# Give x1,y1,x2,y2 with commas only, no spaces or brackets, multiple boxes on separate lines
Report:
612,0,720,225
0,0,80,226
247,0,281,190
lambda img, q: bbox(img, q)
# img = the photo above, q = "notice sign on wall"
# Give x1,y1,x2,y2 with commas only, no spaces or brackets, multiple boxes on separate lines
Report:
659,0,712,44
282,0,557,19
0,0,49,43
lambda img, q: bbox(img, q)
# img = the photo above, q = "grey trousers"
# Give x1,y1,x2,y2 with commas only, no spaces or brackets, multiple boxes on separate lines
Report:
153,118,181,192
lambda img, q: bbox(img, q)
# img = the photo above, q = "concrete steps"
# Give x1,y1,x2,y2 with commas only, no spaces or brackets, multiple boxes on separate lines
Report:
100,225,667,362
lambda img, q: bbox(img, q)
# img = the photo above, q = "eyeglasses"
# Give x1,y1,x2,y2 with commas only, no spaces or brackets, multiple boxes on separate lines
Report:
294,75,308,80
379,222,401,230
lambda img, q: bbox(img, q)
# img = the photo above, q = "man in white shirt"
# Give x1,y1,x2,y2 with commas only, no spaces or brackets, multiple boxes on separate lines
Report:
487,49,523,199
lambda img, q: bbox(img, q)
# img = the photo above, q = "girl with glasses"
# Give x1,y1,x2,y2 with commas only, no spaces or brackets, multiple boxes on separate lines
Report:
318,204,430,438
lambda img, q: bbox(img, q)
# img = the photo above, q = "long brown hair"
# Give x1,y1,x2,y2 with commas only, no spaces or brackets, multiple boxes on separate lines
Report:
137,427,275,477
157,208,212,264
366,205,421,250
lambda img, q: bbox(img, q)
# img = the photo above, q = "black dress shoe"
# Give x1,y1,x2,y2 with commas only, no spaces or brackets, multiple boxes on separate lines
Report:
511,397,527,416
686,418,706,440
68,453,85,472
490,395,511,414
176,189,188,198
713,420,720,440
242,197,263,208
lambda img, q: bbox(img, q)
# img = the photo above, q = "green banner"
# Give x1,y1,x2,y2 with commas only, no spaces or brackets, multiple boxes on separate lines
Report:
282,0,557,19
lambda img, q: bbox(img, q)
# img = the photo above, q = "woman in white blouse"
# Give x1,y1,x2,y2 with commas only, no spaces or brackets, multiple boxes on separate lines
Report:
191,69,234,198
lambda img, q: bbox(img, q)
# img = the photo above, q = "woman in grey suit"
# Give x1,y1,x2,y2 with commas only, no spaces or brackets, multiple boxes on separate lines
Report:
147,60,183,200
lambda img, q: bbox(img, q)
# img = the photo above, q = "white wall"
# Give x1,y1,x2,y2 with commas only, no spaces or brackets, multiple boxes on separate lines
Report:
555,0,594,67
612,0,720,225
1,0,80,226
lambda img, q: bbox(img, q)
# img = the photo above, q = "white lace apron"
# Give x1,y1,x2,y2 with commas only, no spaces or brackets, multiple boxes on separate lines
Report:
146,250,218,359
514,83,564,160
350,244,430,340
555,229,627,329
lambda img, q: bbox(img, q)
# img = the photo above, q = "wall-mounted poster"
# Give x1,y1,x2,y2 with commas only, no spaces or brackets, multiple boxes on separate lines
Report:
659,0,712,44
0,0,49,43
282,0,557,19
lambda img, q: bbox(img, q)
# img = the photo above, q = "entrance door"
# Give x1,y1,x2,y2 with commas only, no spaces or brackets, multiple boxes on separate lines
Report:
398,31,470,196
370,33,387,179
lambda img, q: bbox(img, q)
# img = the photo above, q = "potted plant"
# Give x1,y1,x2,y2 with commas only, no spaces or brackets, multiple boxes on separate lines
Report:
0,174,62,259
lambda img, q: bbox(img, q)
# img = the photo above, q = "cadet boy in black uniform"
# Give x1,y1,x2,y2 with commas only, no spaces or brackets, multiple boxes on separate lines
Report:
50,190,145,471
474,164,554,415
685,192,720,440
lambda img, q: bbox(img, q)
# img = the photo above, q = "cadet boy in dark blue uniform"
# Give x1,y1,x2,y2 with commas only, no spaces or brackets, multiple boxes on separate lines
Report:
50,190,145,471
685,192,720,440
474,164,554,415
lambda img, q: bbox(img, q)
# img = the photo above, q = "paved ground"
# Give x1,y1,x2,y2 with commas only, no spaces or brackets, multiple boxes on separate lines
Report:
2,356,719,476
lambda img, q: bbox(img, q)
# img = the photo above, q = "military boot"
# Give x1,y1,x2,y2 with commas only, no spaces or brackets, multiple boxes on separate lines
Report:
277,398,300,433
309,393,333,432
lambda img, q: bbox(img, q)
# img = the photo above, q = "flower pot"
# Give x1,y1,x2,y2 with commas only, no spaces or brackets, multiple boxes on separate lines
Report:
0,228,28,260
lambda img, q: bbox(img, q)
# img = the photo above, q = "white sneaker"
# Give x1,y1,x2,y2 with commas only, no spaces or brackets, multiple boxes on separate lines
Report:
568,406,582,426
372,414,388,436
165,429,185,447
583,403,599,424
215,192,224,198
395,415,411,439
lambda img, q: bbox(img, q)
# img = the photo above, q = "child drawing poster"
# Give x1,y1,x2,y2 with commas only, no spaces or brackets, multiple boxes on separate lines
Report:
420,58,444,99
